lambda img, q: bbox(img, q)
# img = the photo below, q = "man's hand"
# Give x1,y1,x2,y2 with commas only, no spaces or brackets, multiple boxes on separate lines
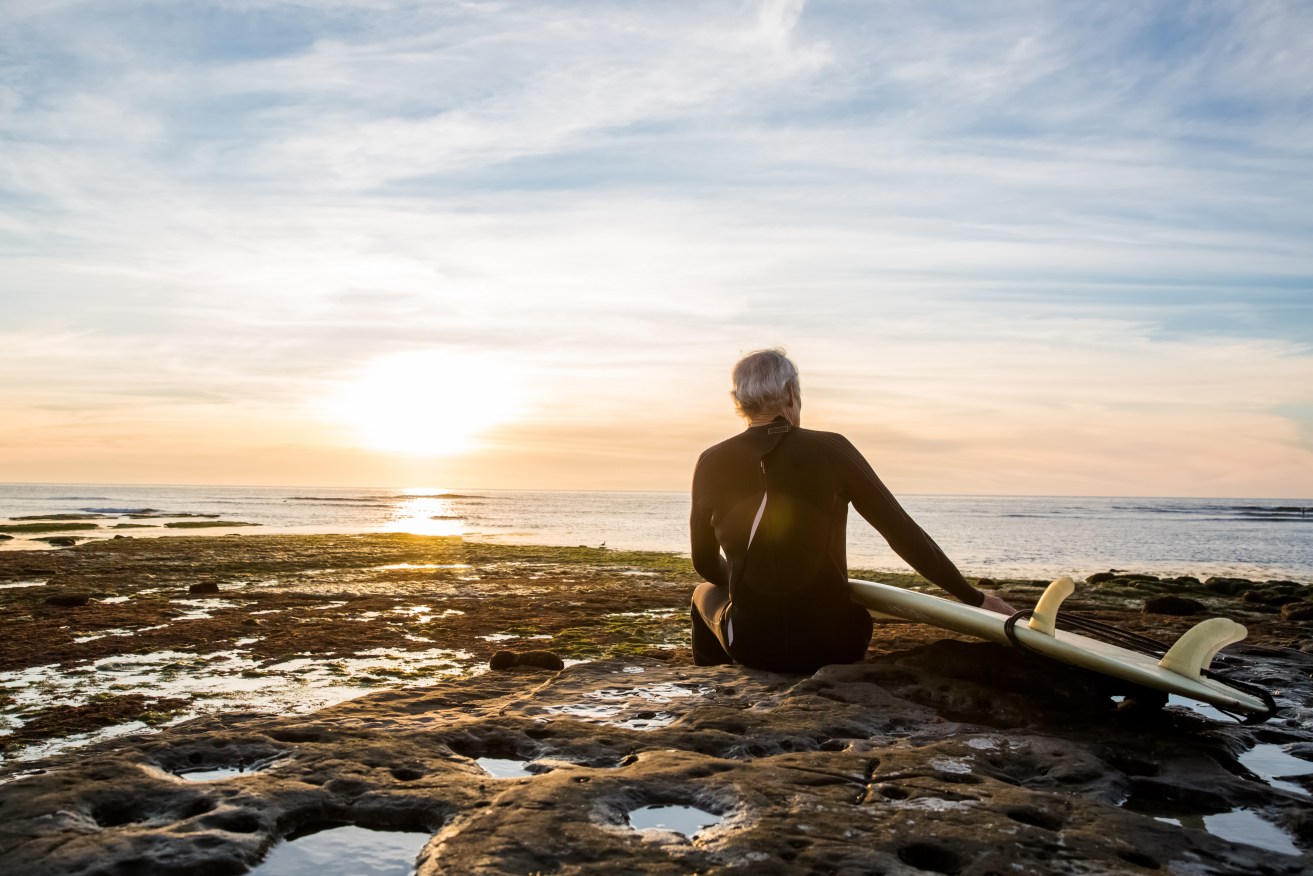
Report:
979,593,1018,616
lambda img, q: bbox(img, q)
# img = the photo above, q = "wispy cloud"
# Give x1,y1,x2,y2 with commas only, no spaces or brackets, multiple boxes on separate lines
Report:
1,0,1310,493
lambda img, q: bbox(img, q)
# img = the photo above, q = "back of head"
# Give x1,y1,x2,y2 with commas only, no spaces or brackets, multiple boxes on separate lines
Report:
731,348,799,419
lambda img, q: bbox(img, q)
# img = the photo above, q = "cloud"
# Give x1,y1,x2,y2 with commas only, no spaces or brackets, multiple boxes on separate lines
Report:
0,0,1310,492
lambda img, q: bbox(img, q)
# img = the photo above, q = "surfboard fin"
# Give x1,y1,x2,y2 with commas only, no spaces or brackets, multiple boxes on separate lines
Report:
1158,617,1248,680
1027,576,1076,637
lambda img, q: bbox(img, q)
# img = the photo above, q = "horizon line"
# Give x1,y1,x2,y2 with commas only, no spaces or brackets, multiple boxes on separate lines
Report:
0,481,1310,503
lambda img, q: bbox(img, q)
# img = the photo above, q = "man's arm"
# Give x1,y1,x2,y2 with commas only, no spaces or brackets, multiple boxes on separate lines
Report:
825,434,1012,611
690,472,729,587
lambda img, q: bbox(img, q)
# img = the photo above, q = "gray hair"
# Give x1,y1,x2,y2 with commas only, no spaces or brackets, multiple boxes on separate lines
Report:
730,348,799,418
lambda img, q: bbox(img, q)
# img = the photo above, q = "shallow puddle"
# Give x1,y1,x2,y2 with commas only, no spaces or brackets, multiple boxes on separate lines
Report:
248,825,430,875
176,756,280,781
263,647,472,684
1166,695,1241,723
176,766,251,781
1240,743,1311,797
476,757,535,778
627,804,723,837
72,628,137,643
590,683,710,704
1126,789,1302,857
170,599,239,621
0,580,46,589
544,701,677,731
1152,809,1301,856
0,645,474,762
541,682,707,731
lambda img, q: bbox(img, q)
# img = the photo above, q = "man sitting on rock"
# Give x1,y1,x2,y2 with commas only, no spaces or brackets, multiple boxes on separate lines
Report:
688,349,1015,673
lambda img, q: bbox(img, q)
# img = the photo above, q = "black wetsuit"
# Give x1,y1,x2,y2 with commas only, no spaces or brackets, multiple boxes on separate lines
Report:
690,417,982,672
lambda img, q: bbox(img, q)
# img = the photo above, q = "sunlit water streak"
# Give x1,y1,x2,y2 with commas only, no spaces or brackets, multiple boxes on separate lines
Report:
1,484,1309,581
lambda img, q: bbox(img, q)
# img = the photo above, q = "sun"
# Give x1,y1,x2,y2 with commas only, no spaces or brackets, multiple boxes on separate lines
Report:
335,350,520,456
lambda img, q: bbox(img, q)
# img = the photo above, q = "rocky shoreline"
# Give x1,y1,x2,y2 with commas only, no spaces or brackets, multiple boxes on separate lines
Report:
1,534,1311,874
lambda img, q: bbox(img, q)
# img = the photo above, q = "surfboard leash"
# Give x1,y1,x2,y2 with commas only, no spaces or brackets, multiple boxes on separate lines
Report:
1197,673,1279,725
1001,609,1279,725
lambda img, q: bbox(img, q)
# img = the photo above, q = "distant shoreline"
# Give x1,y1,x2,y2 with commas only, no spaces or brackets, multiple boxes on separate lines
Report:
0,529,1308,591
2,485,1311,582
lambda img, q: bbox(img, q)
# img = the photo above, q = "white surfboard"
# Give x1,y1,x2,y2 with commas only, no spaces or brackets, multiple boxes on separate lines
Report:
848,576,1270,717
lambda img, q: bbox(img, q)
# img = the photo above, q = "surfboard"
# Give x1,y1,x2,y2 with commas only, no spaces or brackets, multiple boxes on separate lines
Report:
848,576,1271,717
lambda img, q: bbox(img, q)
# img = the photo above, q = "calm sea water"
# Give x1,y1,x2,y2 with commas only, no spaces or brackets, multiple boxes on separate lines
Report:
1,483,1310,582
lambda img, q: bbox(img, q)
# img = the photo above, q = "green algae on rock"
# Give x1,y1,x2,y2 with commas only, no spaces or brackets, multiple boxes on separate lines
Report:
0,522,101,534
162,520,262,528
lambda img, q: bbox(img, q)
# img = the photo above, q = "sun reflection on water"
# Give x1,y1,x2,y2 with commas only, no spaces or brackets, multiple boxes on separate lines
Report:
388,493,465,537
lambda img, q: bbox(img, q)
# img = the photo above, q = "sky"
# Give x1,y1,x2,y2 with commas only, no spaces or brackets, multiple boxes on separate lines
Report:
2,0,1311,497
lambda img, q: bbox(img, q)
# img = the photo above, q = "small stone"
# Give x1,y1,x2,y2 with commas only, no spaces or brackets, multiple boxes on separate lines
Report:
1241,590,1303,607
515,651,565,671
1142,595,1206,616
489,650,518,670
242,618,262,627
976,578,996,589
45,593,92,607
1201,576,1253,596
489,650,564,671
189,582,221,595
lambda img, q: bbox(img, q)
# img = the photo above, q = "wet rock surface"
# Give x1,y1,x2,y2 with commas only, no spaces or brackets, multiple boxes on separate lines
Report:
3,643,1312,874
1,537,1311,874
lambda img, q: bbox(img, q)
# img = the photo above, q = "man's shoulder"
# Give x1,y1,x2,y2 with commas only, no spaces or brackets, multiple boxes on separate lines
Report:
791,427,856,452
695,432,746,466
695,427,860,466
783,428,871,471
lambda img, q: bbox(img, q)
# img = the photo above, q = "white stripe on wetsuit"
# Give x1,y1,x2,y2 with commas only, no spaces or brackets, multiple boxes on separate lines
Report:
727,490,768,647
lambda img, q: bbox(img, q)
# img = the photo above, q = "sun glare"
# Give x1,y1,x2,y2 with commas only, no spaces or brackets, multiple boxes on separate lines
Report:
336,351,520,456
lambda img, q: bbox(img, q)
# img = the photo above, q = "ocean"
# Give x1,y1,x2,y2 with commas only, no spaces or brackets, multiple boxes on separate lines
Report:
2,483,1310,583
